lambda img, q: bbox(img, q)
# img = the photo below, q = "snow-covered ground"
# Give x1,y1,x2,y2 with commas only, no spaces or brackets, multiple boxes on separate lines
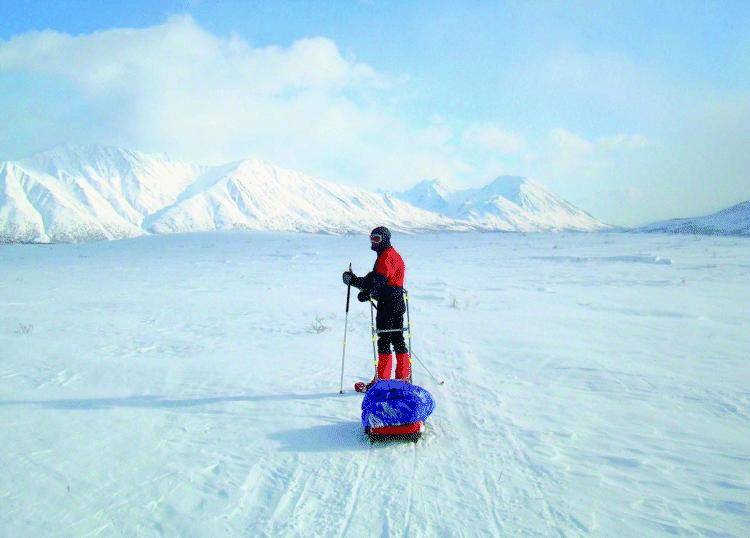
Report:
1,231,748,536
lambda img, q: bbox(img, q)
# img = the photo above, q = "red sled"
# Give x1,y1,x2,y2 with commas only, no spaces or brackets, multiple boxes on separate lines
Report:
365,421,425,443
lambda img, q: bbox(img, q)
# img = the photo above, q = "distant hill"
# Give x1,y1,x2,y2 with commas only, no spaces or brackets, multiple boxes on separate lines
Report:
636,201,750,236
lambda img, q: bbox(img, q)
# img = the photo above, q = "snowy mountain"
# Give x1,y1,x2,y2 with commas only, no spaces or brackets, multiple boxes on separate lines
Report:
0,145,458,243
142,159,459,235
0,146,202,242
396,179,453,213
396,176,609,232
0,145,608,243
636,201,750,236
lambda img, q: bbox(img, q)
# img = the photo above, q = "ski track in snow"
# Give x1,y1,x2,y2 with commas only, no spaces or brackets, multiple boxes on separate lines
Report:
1,231,749,536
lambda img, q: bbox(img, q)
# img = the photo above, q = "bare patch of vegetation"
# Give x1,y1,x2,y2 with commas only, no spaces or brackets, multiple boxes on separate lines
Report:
309,316,330,334
15,323,34,335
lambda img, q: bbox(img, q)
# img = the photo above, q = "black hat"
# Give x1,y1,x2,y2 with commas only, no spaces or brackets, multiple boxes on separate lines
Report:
369,226,391,252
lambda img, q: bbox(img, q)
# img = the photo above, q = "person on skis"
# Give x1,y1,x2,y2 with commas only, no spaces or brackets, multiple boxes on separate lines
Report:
342,226,410,390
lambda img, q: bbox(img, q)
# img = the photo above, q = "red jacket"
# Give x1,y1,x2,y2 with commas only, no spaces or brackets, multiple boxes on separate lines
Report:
374,246,405,288
368,246,406,312
351,246,406,310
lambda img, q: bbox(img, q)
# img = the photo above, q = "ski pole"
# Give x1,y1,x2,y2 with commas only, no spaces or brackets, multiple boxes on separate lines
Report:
339,263,352,394
411,351,445,386
404,291,445,386
405,290,413,383
370,298,378,378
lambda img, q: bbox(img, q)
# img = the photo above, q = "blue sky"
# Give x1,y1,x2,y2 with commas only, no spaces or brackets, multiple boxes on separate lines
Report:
1,0,749,225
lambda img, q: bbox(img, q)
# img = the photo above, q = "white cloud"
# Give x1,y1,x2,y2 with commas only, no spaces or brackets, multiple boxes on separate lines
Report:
0,15,467,188
462,124,526,154
531,127,651,209
542,128,649,175
0,17,384,95
597,134,650,151
547,128,594,156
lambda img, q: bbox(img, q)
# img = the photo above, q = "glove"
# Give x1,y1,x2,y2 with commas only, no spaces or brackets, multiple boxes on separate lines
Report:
357,290,370,302
342,270,354,286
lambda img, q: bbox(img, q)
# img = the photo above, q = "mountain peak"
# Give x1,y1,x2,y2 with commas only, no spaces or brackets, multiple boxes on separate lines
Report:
482,175,534,194
488,175,527,187
411,178,451,193
394,174,608,232
397,178,452,212
19,144,170,177
26,143,141,161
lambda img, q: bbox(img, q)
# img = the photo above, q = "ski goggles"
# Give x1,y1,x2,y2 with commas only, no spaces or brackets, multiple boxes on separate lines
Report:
369,233,383,244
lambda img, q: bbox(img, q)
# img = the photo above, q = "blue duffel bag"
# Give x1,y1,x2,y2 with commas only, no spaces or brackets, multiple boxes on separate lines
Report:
361,379,435,429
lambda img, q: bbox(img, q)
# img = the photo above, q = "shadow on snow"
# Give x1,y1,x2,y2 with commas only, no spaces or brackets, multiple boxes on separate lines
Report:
268,421,370,452
0,392,372,451
0,391,358,410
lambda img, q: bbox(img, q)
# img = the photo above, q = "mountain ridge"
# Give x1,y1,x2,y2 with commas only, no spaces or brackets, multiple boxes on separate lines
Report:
1,145,609,243
395,174,607,232
636,201,750,236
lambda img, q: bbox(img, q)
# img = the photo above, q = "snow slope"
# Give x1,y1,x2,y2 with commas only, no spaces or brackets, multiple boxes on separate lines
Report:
0,145,202,243
1,232,748,536
143,158,457,235
396,176,609,232
637,201,750,236
0,145,456,243
1,146,608,243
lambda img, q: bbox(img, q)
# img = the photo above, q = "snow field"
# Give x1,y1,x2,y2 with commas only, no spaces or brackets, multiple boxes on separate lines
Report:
1,231,749,536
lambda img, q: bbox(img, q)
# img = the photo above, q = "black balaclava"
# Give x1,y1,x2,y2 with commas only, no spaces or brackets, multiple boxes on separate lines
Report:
370,226,392,253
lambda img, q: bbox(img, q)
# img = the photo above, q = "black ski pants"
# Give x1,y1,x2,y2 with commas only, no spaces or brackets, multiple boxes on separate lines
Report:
376,303,408,355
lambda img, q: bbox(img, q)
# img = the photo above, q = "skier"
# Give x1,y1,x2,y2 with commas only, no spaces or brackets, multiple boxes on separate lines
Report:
342,226,410,391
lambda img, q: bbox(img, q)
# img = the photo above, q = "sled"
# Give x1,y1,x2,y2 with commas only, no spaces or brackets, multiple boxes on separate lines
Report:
365,421,425,443
354,381,368,393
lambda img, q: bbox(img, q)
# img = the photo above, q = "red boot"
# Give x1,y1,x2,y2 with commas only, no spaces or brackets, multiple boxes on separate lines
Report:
377,353,393,380
395,353,411,381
